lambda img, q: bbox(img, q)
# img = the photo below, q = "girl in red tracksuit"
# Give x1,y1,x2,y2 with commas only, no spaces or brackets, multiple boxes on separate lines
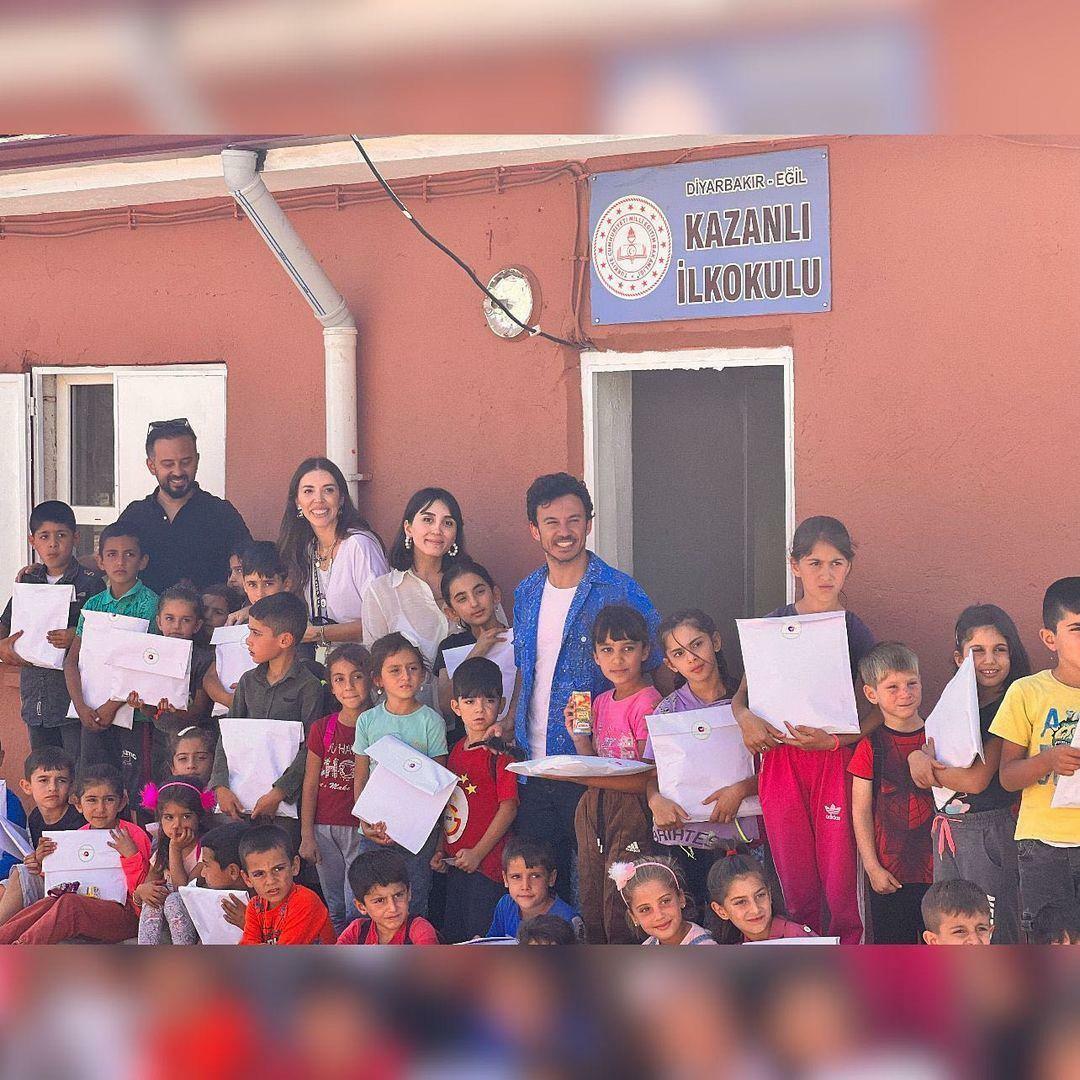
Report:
732,516,875,944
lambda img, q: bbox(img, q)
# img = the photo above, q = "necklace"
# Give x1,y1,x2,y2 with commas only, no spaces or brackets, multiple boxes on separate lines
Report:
314,537,340,570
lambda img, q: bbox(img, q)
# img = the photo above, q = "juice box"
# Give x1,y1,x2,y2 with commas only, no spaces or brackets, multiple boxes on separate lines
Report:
569,691,592,735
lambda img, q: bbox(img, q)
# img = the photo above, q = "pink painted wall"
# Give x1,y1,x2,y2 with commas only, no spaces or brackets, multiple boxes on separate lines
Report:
0,135,1075,791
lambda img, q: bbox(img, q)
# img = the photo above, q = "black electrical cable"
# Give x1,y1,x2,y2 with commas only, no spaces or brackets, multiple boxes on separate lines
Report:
350,134,580,348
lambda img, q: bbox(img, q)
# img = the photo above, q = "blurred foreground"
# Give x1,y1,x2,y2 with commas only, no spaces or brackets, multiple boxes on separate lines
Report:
1,948,1077,1079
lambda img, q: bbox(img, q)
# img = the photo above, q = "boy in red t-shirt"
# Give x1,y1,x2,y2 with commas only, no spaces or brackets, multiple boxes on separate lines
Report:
431,657,519,942
239,824,335,945
848,643,935,944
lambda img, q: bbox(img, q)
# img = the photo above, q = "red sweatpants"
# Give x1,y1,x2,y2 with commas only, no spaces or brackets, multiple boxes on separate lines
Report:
0,893,139,944
759,743,862,944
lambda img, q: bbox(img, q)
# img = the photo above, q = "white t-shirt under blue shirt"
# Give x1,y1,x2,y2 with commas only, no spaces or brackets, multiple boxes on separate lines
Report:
486,893,586,942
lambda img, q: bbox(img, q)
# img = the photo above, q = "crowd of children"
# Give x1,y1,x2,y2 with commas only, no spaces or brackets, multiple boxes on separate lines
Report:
1,494,1080,946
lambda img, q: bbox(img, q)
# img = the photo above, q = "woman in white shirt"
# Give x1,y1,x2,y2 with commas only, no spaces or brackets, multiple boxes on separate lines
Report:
278,456,389,647
361,487,467,706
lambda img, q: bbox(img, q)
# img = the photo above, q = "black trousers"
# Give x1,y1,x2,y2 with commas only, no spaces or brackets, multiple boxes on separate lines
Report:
868,880,929,944
27,722,82,763
516,778,585,905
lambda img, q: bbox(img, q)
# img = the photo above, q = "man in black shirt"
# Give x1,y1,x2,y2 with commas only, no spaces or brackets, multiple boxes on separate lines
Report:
117,419,252,593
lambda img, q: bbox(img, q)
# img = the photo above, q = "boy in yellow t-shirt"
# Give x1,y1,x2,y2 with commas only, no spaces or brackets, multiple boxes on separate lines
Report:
992,577,1080,940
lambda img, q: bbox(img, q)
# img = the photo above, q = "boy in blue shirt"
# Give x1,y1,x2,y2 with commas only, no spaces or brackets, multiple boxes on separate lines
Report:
486,837,585,941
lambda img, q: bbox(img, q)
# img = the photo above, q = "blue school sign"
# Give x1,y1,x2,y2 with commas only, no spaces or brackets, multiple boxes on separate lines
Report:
589,147,831,325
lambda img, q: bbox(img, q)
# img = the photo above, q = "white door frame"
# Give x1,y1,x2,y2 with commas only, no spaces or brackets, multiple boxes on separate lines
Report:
580,345,796,604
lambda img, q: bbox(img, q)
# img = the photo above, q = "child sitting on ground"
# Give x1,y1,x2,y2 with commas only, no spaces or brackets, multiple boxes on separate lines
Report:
0,747,83,925
849,642,934,944
706,852,817,943
921,879,993,945
432,656,519,942
337,850,440,945
0,763,151,944
239,823,335,945
1031,902,1080,945
136,777,216,944
486,837,584,941
165,821,250,944
610,856,717,946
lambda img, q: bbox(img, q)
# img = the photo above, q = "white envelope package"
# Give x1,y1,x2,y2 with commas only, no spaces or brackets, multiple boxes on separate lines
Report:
219,718,305,819
106,630,193,712
645,705,758,821
10,582,76,669
177,885,246,945
1051,724,1080,809
925,653,984,810
211,625,257,699
507,756,655,780
67,611,151,727
42,830,127,904
442,629,517,721
352,734,458,855
736,610,861,734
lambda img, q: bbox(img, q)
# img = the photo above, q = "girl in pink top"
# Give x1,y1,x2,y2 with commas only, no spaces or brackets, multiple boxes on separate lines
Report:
707,853,817,943
564,604,662,944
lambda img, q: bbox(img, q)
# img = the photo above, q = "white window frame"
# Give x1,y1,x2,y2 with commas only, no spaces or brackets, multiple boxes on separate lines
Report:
580,345,796,604
31,363,228,535
53,371,118,529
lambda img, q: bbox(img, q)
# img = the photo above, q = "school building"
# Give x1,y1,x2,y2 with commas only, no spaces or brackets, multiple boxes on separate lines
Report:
0,133,1073,787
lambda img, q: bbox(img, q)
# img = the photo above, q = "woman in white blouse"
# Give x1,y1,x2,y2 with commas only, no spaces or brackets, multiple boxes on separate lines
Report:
361,487,467,706
278,456,389,646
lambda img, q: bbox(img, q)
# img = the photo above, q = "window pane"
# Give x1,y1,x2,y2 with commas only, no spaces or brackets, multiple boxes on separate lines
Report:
70,384,114,507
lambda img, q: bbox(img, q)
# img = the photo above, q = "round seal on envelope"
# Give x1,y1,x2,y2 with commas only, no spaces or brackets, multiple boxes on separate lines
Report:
142,647,159,666
691,719,711,741
77,844,96,863
442,786,469,844
403,757,422,773
593,195,671,299
780,622,802,639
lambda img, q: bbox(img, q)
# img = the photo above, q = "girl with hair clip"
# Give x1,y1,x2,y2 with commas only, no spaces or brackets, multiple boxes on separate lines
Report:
706,853,817,943
609,856,717,945
644,609,762,905
907,604,1031,944
278,456,388,649
136,776,216,944
731,516,875,945
364,488,495,710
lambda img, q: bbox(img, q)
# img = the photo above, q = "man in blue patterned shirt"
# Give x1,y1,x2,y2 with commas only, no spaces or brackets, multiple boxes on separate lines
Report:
513,473,665,902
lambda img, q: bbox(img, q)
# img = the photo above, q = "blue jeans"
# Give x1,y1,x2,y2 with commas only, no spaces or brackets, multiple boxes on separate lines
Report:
356,827,438,918
315,823,363,936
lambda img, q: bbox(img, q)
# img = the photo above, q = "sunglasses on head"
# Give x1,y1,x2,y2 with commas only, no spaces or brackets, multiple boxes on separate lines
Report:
147,417,194,436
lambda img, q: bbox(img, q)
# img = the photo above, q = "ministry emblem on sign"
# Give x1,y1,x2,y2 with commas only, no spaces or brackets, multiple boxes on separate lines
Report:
592,195,670,299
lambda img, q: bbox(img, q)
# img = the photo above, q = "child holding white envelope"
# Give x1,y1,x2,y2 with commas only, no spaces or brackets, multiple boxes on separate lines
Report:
65,522,159,770
907,604,1030,945
644,609,760,907
352,632,448,918
0,500,103,761
731,516,875,946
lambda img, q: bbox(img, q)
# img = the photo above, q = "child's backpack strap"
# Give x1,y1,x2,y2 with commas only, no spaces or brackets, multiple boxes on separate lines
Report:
323,713,338,753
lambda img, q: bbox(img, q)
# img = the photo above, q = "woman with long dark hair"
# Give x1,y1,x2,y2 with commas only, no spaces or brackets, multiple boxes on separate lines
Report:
361,487,468,707
278,457,388,647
